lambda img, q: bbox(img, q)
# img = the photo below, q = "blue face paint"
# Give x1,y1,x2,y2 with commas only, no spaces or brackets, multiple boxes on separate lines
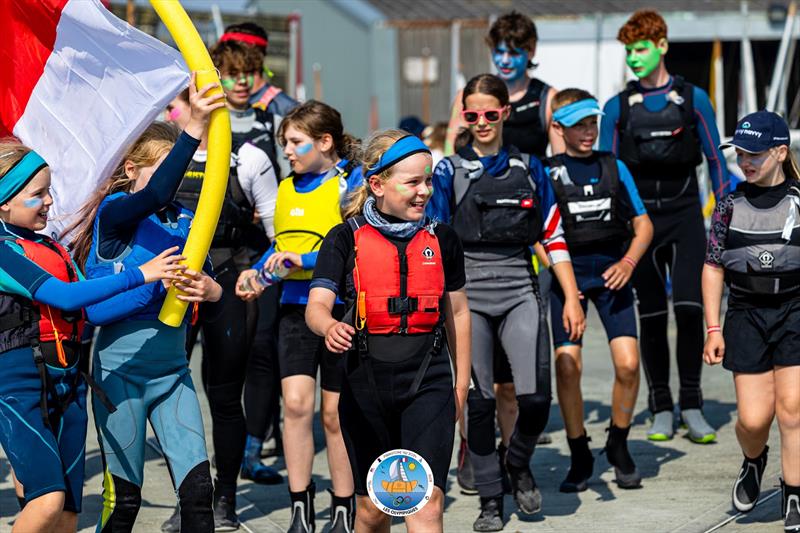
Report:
492,42,529,82
23,198,43,209
736,152,770,169
295,143,313,156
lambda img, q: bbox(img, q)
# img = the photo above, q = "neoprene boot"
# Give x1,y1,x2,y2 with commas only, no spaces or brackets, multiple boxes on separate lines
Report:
241,434,283,484
473,495,504,532
505,460,542,515
783,480,800,532
560,433,594,493
604,424,641,489
327,490,355,533
287,482,316,533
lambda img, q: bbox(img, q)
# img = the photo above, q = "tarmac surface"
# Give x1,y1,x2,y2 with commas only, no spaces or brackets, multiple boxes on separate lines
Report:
0,305,786,532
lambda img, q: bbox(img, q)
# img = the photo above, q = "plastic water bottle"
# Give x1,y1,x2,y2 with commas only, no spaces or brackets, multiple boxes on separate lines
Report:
240,259,293,293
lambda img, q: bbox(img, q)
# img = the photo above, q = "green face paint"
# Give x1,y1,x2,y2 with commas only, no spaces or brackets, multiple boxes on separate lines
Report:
395,184,411,194
625,40,663,79
425,165,431,174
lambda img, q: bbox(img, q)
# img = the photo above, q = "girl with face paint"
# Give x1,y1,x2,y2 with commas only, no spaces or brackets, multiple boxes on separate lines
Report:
306,129,470,533
703,111,800,532
235,100,362,533
0,140,190,532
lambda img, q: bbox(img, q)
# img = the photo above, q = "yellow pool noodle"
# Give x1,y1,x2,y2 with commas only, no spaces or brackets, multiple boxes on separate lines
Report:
151,0,231,326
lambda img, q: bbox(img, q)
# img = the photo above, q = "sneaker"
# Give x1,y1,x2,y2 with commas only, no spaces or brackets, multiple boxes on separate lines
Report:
680,409,717,444
213,495,240,531
732,446,768,512
242,435,284,485
505,461,541,515
457,437,478,495
160,504,181,533
560,434,594,493
647,411,675,441
497,443,511,495
537,433,552,445
783,480,800,532
473,495,504,532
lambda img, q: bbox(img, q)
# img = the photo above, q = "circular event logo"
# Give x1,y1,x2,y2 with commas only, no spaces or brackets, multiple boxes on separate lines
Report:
366,449,433,516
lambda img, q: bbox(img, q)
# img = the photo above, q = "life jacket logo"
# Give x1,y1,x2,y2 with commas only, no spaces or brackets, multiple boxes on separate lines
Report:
422,247,435,259
758,250,774,269
290,207,305,217
520,198,533,209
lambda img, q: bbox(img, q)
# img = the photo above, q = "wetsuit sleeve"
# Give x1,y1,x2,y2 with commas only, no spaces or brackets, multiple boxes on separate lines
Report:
436,224,466,292
238,145,278,238
599,95,622,155
98,131,201,234
530,157,570,264
252,243,276,272
310,223,353,296
617,160,648,218
693,86,730,199
33,268,144,312
705,194,734,267
426,158,456,223
84,281,164,325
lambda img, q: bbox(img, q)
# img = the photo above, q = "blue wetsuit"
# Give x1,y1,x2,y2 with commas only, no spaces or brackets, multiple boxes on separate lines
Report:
600,76,730,414
0,221,145,513
543,154,647,346
85,132,216,531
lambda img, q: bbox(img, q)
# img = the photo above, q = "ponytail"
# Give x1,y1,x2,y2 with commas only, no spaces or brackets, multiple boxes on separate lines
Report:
341,185,370,220
785,150,800,183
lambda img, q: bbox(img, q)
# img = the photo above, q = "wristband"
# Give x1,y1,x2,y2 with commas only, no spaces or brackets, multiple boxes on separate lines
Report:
706,325,721,334
622,256,637,269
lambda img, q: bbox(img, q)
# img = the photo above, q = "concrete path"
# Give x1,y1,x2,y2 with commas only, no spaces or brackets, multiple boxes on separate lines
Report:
0,306,785,532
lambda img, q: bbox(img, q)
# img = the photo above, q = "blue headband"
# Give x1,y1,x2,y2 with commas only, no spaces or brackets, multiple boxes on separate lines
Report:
365,135,431,179
552,98,604,127
0,151,48,205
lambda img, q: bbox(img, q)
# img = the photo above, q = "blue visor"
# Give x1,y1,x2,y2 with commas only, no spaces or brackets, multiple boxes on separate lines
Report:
364,135,430,179
552,98,604,127
0,151,48,205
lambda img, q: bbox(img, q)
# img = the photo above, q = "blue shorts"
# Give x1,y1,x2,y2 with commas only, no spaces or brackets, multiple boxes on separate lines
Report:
0,347,88,512
550,253,637,347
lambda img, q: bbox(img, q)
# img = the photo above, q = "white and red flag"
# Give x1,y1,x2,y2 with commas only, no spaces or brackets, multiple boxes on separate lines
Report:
0,0,188,237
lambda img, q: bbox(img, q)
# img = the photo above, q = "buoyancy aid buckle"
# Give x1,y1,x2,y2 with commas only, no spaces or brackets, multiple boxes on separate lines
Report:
387,296,418,315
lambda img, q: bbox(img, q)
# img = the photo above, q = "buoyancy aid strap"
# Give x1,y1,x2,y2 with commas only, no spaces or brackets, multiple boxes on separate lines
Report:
407,328,444,398
30,339,58,430
82,371,117,414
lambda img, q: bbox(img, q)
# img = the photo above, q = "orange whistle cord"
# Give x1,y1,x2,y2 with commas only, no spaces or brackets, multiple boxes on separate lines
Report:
352,246,367,331
191,302,200,326
45,306,68,367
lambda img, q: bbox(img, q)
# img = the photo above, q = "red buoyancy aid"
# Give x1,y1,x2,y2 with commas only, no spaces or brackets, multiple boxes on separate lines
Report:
353,223,445,334
18,238,84,363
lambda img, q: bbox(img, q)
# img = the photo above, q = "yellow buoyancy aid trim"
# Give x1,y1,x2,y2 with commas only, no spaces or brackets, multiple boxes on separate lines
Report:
274,173,343,280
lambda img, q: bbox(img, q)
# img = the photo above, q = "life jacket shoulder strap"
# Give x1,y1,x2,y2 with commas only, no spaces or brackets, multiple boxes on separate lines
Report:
256,85,283,111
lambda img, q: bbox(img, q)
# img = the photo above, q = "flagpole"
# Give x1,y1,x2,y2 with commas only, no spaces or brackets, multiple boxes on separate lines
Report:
150,0,232,327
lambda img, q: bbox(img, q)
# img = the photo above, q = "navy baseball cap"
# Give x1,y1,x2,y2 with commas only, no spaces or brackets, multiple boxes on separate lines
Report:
719,110,791,153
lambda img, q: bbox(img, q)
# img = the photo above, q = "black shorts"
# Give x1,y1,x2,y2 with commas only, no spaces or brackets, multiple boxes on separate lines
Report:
277,304,343,392
338,349,455,495
723,300,800,373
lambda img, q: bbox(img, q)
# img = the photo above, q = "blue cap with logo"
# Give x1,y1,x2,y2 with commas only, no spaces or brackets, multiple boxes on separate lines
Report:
719,110,791,153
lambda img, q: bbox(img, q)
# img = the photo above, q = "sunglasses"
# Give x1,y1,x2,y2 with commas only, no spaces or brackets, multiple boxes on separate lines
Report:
461,107,507,125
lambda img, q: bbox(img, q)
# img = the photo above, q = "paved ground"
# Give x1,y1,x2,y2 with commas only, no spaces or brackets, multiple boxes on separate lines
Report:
0,306,786,532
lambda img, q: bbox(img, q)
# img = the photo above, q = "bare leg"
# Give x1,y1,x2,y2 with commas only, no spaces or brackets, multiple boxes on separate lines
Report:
12,491,65,533
733,372,775,460
282,375,317,491
775,365,800,486
555,345,584,438
494,383,518,446
321,390,354,496
608,337,640,428
405,487,444,533
355,495,390,533
54,511,78,533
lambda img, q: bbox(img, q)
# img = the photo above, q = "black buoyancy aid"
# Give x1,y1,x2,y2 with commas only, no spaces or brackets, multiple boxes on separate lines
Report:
175,148,269,252
232,107,280,179
721,184,800,295
503,78,550,158
544,152,632,248
617,76,703,174
450,146,542,246
349,217,445,335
